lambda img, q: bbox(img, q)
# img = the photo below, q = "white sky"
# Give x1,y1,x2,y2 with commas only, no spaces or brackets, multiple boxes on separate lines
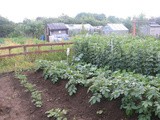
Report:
0,0,160,23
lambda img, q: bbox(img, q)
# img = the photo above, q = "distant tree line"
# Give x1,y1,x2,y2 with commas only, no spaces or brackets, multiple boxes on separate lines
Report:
1,13,160,38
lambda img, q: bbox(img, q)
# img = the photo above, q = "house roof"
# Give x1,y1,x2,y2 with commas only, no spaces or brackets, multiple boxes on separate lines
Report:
47,23,68,30
107,24,128,31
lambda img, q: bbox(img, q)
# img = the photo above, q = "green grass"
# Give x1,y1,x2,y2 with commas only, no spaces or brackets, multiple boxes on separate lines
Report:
0,50,73,73
0,37,73,73
0,38,5,44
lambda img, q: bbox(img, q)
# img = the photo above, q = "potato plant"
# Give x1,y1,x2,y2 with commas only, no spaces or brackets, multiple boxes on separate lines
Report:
15,73,42,107
45,108,68,120
35,60,99,95
35,59,160,120
88,71,160,120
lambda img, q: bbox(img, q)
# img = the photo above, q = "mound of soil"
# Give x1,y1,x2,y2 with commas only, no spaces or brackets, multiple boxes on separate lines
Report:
0,71,137,120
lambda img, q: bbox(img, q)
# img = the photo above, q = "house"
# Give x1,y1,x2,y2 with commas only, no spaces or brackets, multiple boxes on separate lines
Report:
139,22,160,37
45,23,69,42
102,24,128,35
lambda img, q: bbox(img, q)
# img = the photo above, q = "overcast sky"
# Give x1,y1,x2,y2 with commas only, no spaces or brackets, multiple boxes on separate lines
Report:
1,0,160,23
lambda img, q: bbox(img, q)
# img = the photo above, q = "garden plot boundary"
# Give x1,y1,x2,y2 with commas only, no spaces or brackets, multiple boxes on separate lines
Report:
0,42,73,58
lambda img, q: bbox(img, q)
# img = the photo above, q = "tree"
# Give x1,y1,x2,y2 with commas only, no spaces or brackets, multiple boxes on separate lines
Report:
9,23,25,37
107,16,122,23
57,14,75,24
0,16,15,37
75,12,107,26
17,19,44,38
122,17,132,32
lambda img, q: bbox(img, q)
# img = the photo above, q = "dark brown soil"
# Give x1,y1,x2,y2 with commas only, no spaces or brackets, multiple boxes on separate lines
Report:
0,71,138,120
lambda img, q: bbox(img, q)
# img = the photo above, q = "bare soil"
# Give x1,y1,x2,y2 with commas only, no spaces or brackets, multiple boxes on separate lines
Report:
0,71,138,120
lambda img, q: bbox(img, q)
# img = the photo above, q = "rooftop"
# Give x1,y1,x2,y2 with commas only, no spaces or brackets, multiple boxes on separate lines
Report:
107,24,128,31
47,23,68,30
149,23,160,27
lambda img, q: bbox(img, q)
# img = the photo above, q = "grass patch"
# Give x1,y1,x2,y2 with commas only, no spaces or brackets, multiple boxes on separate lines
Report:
0,51,73,73
0,37,73,73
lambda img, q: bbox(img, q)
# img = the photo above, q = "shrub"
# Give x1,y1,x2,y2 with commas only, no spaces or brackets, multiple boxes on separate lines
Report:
73,35,160,76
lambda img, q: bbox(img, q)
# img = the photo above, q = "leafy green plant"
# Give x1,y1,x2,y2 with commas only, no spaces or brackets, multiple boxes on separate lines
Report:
35,60,99,95
45,108,68,120
73,35,160,76
35,59,160,120
88,71,160,120
0,38,4,44
96,110,103,115
31,91,43,107
15,73,42,107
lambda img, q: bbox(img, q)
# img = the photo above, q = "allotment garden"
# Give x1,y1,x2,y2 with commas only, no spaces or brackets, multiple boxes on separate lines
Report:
0,35,160,120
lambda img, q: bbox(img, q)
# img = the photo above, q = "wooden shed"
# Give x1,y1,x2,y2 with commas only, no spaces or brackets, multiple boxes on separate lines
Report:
140,22,160,38
45,23,68,41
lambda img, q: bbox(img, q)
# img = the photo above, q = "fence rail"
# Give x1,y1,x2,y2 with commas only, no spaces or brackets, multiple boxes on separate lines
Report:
0,42,73,58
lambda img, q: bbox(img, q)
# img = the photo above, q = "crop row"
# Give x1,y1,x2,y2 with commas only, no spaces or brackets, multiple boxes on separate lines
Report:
15,73,42,107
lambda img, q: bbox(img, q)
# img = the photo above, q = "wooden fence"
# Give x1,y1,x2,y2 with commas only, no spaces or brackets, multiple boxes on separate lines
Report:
0,42,73,58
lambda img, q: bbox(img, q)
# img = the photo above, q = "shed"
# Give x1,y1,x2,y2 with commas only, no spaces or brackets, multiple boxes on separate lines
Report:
140,22,160,37
45,23,68,41
103,24,128,35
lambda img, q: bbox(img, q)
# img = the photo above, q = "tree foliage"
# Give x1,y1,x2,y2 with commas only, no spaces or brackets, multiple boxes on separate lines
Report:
0,16,15,37
75,12,107,26
107,16,122,23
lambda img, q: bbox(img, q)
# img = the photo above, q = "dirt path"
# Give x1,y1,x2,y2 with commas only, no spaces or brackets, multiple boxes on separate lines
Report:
0,71,137,120
0,72,31,120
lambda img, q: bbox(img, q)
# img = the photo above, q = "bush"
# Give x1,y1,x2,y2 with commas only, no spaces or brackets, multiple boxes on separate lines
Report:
73,35,160,76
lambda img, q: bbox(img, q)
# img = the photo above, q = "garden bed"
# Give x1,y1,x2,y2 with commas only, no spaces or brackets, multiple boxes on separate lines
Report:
0,71,137,120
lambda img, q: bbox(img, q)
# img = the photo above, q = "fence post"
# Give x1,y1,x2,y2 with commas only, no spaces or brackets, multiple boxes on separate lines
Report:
9,48,11,55
38,45,40,51
24,46,27,55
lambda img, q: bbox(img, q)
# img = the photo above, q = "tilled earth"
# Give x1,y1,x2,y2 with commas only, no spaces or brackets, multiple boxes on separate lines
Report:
0,71,137,120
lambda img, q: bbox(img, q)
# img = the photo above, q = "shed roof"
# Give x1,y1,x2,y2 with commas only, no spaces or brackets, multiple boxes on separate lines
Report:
149,23,160,27
47,23,68,30
107,24,128,31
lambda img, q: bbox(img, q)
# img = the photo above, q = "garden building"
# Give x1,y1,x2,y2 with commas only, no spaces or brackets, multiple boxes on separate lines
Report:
45,23,69,42
139,22,160,38
102,23,129,35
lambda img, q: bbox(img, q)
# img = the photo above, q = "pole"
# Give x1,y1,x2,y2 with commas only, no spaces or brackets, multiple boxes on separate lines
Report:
132,19,136,36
